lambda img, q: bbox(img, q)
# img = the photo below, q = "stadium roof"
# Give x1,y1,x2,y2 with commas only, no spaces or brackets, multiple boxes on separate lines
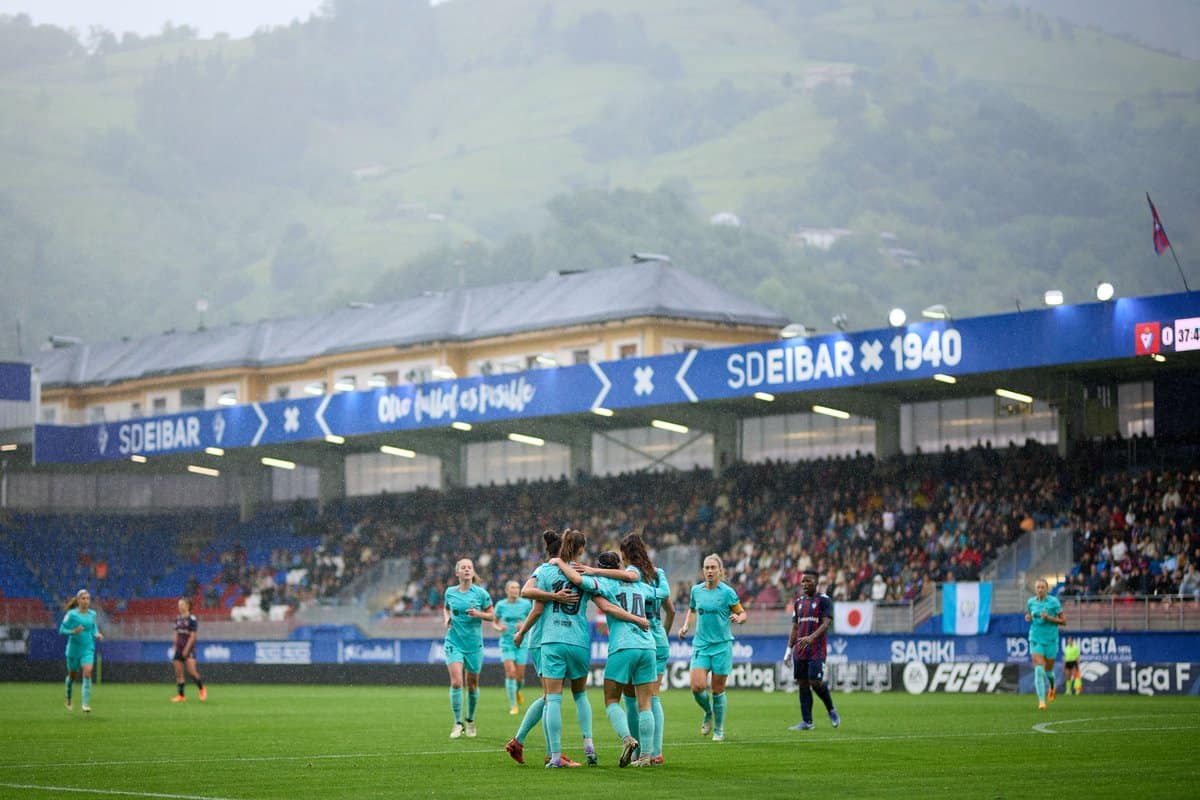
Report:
34,262,789,388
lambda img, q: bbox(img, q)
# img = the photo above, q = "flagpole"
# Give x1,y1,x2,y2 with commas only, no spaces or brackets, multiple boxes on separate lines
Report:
1148,192,1190,292
1168,243,1190,292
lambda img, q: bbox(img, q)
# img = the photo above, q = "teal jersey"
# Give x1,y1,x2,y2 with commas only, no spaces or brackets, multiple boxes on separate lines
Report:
444,584,493,652
536,563,598,648
495,597,534,649
596,575,654,653
1026,594,1063,644
628,565,671,644
59,608,99,655
526,562,559,650
689,581,741,648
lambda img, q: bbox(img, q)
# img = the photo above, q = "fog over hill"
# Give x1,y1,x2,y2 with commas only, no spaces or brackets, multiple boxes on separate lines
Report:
0,0,1196,358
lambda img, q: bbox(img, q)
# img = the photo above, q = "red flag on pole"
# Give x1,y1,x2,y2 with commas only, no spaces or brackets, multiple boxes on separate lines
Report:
1148,193,1171,255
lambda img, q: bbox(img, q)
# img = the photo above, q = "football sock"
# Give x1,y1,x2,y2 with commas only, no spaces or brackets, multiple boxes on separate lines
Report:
692,690,712,716
651,695,665,757
637,709,654,750
1034,665,1047,702
65,675,73,701
1074,677,1082,693
505,677,518,707
712,692,727,731
623,695,639,743
467,688,479,720
516,695,545,744
195,677,204,690
605,701,632,739
573,690,593,739
82,677,92,707
799,685,814,722
177,682,186,696
449,686,463,723
545,694,564,755
813,681,835,711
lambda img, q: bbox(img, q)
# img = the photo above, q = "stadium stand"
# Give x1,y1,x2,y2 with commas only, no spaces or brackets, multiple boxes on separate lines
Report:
2,439,1196,633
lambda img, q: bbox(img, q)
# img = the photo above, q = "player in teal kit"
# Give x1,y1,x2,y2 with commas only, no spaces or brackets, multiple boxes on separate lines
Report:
493,580,534,714
1025,578,1066,709
444,558,494,738
556,550,654,767
678,554,747,742
578,532,674,765
538,529,648,769
506,531,587,768
60,589,103,712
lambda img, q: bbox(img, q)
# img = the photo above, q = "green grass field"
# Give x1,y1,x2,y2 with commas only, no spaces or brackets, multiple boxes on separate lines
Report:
1,682,1196,799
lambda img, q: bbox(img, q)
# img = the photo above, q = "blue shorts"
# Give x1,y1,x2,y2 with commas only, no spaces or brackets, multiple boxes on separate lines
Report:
444,641,482,674
690,643,733,676
500,643,529,664
66,651,95,671
605,648,657,685
1031,639,1059,660
540,642,590,681
793,658,826,683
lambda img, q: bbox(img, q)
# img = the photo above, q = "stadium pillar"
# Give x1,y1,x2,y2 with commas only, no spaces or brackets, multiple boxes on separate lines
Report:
874,397,902,459
711,413,738,478
239,465,271,522
568,427,592,484
439,442,465,489
316,451,346,513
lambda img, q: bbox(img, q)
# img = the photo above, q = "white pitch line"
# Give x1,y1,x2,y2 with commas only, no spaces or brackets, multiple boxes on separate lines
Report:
0,783,240,800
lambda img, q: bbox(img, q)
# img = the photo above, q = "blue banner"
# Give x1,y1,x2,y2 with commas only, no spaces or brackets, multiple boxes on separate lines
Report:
26,630,1200,665
0,361,31,402
32,291,1200,464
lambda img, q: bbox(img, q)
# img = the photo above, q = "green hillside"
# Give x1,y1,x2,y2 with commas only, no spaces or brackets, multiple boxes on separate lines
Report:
0,0,1197,356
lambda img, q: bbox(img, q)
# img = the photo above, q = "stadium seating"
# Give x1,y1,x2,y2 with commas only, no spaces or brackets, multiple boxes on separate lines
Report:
1,441,1196,628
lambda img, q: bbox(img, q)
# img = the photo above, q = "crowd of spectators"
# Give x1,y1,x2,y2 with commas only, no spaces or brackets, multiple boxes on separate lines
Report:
6,440,1198,617
267,439,1200,614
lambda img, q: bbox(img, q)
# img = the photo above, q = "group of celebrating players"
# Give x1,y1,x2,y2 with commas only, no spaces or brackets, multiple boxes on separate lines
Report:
441,527,840,768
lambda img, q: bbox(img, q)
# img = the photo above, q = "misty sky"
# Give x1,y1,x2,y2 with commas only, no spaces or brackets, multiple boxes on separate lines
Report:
0,0,328,38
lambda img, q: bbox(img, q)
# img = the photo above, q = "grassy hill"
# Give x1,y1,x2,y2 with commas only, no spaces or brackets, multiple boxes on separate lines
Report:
0,0,1197,356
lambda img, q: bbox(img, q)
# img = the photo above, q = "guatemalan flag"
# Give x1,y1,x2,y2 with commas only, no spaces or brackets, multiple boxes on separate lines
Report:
942,581,992,635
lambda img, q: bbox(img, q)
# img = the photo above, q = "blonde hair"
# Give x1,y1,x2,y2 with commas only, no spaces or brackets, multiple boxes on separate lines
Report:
65,588,89,611
455,558,476,584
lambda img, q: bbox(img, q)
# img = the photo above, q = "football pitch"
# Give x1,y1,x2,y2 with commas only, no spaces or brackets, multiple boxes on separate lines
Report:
1,683,1196,799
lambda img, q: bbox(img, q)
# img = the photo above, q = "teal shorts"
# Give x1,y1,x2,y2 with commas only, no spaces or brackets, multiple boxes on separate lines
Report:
540,642,590,681
655,641,670,675
501,643,529,664
605,648,657,685
690,643,733,676
530,647,542,676
66,651,95,671
444,641,482,674
1030,639,1059,660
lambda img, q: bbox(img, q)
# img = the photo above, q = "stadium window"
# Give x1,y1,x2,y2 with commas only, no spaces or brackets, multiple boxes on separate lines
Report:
88,406,106,423
572,349,590,365
130,402,141,418
275,386,291,400
151,396,167,414
619,343,638,359
526,355,540,369
39,406,58,423
179,387,205,410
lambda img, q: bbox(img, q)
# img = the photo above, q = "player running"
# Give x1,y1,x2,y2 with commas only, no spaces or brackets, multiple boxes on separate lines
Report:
60,589,103,712
1025,578,1066,709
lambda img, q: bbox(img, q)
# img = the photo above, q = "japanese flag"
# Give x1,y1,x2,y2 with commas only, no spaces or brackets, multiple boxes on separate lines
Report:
834,601,874,635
